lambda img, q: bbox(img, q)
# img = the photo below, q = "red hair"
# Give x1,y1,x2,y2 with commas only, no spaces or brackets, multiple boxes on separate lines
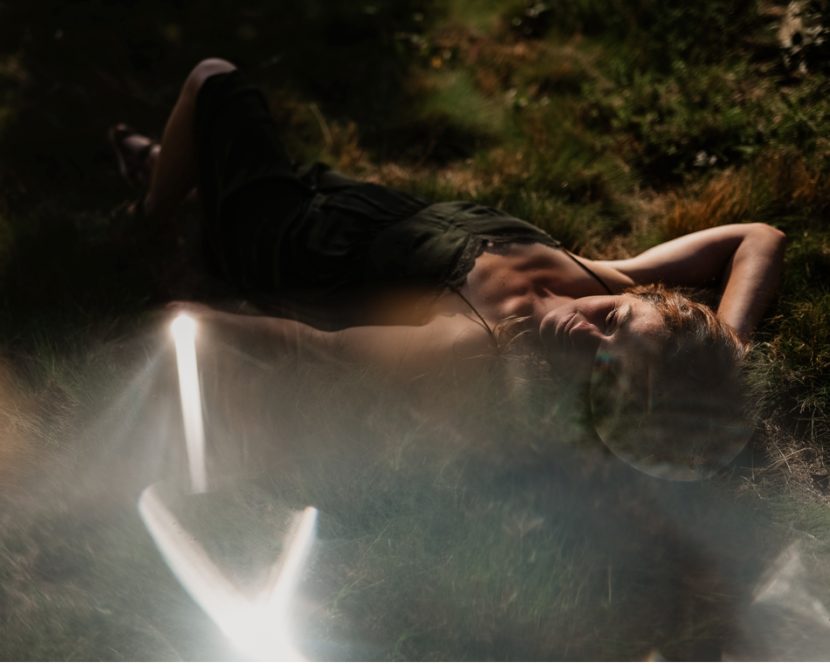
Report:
590,285,751,481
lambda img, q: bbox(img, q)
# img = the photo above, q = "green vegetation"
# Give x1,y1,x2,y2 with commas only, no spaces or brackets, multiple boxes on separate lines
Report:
1,0,830,661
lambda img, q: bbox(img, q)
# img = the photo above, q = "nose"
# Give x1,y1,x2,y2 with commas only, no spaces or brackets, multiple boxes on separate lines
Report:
539,310,605,355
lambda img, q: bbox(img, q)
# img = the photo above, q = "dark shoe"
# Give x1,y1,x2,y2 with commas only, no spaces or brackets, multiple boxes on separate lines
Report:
109,123,157,188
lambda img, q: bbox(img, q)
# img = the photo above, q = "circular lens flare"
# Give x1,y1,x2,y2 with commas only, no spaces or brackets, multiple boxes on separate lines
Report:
589,341,751,482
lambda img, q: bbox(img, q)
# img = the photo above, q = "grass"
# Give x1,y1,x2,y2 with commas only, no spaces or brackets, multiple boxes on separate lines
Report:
1,0,830,661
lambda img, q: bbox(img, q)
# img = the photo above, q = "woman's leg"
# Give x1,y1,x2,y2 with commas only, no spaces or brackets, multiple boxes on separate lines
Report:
142,58,237,219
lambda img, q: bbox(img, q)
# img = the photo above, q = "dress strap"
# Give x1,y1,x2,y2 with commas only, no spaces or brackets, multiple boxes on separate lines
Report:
560,248,615,295
450,286,500,350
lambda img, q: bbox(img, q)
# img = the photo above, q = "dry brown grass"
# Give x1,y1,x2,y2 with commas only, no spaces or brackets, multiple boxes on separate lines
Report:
661,168,754,237
746,421,829,501
350,144,532,201
656,147,830,239
428,20,604,105
321,118,366,172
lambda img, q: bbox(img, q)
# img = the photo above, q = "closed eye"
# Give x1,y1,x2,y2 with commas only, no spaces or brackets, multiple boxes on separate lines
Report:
604,308,618,334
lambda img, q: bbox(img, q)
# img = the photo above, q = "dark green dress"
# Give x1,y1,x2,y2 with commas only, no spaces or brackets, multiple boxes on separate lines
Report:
195,70,561,328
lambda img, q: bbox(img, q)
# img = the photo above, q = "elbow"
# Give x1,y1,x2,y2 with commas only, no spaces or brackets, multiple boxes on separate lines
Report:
742,223,787,263
747,223,787,284
748,222,787,247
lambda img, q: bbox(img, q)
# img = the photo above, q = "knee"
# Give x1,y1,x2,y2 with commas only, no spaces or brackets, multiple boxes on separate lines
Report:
184,58,237,96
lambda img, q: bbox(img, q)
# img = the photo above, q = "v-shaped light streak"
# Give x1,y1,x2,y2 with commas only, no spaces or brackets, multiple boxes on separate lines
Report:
139,484,318,660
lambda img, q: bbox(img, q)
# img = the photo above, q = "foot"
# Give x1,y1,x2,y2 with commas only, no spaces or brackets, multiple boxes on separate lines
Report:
109,123,160,188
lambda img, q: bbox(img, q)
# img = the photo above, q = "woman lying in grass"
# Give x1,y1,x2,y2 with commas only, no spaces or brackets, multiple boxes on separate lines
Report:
112,59,786,478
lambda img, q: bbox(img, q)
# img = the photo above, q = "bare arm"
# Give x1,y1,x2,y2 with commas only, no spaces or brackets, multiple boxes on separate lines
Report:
170,303,492,378
597,223,786,341
328,314,493,375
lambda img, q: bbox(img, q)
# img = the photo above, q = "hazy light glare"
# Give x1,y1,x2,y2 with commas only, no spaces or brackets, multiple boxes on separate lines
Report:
589,342,751,481
752,542,830,627
139,485,318,660
262,507,318,618
171,313,207,493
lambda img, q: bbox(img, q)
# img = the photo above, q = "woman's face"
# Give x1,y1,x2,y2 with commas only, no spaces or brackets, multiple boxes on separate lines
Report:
538,294,666,376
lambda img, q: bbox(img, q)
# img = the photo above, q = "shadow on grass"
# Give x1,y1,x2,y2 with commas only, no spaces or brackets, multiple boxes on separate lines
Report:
0,0,443,349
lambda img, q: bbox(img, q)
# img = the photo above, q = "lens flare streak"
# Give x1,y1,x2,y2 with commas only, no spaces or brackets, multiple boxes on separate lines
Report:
138,484,318,660
171,314,207,494
262,507,319,619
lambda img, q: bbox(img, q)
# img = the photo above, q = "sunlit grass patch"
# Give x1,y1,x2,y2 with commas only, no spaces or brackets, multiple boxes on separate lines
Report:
436,0,509,34
652,148,830,240
658,168,754,238
404,68,510,159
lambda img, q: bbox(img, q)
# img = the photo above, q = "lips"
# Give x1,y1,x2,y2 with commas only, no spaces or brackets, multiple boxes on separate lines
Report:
555,312,578,341
559,315,603,358
570,319,600,344
561,313,595,341
569,319,593,334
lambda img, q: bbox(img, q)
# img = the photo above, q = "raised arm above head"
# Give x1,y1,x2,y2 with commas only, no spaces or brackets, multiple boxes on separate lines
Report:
597,223,787,342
